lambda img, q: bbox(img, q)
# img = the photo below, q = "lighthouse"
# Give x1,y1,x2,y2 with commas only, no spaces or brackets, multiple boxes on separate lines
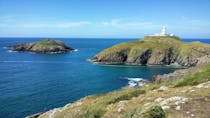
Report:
161,26,166,36
151,26,174,36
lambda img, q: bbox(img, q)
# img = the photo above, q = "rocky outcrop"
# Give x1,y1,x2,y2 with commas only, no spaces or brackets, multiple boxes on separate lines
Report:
153,63,210,83
91,36,210,67
9,39,74,54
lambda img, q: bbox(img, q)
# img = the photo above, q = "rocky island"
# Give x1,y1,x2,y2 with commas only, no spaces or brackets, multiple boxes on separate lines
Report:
9,39,74,54
91,36,210,67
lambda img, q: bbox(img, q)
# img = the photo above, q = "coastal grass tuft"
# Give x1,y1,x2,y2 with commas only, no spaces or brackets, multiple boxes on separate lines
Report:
142,106,166,118
123,107,140,118
107,89,146,104
85,105,106,118
175,68,210,87
81,88,146,118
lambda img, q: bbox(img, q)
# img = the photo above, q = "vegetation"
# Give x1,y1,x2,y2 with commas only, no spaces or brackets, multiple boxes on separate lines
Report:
97,36,182,57
82,89,146,118
143,106,166,118
36,39,63,46
107,89,146,104
175,67,210,87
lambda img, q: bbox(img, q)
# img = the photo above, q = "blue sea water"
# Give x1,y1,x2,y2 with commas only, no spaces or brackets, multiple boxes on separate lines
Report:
0,38,209,118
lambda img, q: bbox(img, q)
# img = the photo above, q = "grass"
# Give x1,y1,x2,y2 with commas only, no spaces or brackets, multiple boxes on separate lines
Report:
80,88,146,118
143,106,166,118
84,105,106,118
143,36,182,41
96,36,183,60
122,105,166,118
107,89,146,104
175,67,210,87
36,39,61,46
178,41,210,58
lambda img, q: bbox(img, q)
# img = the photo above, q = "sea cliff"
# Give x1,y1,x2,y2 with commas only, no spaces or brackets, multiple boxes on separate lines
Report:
91,36,210,67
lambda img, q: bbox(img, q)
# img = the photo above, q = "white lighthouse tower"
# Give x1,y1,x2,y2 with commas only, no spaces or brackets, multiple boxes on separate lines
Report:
161,26,166,36
151,25,174,36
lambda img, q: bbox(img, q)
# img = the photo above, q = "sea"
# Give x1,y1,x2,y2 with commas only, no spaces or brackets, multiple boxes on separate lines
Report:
0,38,209,118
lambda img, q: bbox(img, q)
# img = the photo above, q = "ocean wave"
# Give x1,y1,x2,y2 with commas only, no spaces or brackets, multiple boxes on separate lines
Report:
7,50,18,53
74,49,79,52
124,77,146,88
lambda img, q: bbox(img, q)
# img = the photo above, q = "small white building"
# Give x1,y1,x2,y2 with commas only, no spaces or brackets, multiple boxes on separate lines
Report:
152,26,174,36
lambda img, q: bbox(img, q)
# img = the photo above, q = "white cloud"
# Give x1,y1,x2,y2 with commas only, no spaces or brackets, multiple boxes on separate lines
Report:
20,21,92,28
187,19,210,26
0,21,92,28
98,19,160,30
0,16,208,36
180,17,210,26
0,18,161,30
55,21,92,28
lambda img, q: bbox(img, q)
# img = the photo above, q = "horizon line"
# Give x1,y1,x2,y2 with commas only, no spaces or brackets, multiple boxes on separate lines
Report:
0,36,210,39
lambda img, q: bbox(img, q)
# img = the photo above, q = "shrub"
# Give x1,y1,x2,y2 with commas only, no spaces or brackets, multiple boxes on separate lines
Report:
84,106,106,118
143,106,166,118
107,89,146,104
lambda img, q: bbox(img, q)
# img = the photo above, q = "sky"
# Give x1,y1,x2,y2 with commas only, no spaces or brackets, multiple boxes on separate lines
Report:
0,0,210,38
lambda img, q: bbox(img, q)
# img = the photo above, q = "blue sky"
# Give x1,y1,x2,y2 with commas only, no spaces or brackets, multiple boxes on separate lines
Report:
0,0,209,38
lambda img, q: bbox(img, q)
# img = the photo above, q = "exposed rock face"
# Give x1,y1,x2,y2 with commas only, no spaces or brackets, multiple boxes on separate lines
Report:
153,63,210,83
9,39,74,54
91,36,210,67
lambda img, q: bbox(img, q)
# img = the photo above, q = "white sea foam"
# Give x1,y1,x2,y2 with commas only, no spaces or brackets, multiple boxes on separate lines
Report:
7,50,17,53
128,81,138,87
127,78,144,82
125,77,145,88
74,49,79,52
